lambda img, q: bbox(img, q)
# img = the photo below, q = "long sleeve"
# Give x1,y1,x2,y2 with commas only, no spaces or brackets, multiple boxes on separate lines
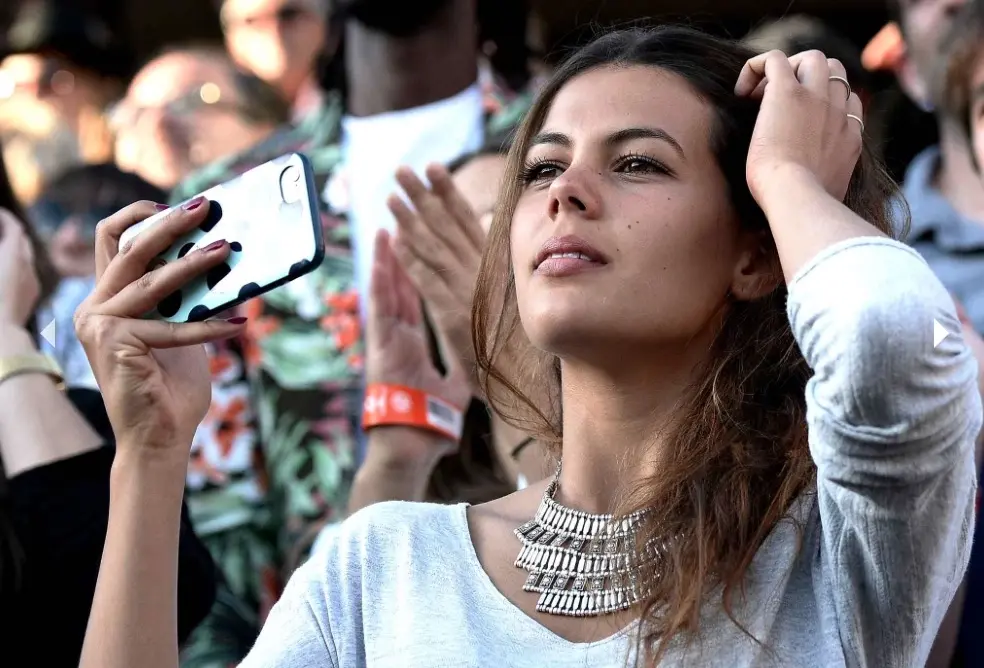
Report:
1,391,217,667
788,237,981,668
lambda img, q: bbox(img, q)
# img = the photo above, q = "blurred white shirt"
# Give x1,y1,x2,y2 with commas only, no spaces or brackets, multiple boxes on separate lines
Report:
327,83,485,320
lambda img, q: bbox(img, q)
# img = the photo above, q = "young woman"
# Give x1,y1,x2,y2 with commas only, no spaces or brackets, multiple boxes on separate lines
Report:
77,26,979,667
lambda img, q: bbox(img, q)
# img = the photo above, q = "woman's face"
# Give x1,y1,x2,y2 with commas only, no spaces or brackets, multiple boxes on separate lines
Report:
510,65,760,360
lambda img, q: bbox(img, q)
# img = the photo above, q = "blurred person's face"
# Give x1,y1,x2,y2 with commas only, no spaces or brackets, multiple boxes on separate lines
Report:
0,53,109,132
28,198,101,278
112,52,277,190
45,219,96,278
452,154,505,232
222,0,326,103
898,0,969,105
335,0,453,37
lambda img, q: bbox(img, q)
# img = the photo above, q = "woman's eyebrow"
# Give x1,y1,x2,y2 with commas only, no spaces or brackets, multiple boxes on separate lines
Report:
528,127,685,160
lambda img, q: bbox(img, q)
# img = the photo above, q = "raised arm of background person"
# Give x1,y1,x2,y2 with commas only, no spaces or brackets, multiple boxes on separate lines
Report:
347,230,471,514
0,211,103,476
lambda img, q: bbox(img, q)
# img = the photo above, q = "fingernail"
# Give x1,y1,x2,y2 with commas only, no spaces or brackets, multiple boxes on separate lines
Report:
202,239,227,253
182,196,205,211
226,317,247,324
154,203,170,211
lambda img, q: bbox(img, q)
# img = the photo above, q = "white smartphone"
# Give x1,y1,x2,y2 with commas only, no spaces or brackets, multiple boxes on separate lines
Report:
118,153,325,323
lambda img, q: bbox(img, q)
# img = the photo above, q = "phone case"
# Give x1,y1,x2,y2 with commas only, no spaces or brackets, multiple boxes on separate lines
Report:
118,153,325,323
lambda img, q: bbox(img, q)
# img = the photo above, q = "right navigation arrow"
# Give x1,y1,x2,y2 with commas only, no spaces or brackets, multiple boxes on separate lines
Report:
934,319,950,349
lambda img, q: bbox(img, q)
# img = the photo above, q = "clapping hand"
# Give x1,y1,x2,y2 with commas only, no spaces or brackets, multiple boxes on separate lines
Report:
386,165,486,396
366,229,471,464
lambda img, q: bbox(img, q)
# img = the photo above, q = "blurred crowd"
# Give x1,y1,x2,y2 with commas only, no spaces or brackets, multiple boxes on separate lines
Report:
1,0,984,666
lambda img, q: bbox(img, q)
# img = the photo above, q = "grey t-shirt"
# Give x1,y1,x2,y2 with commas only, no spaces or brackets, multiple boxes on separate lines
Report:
241,238,981,667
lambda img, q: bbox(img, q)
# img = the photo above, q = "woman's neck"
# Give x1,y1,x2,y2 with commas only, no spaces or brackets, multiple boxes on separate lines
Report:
555,349,703,515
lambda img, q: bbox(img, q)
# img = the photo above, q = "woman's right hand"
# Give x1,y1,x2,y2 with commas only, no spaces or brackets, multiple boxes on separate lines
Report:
74,198,246,458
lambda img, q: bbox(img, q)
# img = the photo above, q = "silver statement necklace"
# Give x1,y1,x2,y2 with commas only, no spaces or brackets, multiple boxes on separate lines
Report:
514,474,661,617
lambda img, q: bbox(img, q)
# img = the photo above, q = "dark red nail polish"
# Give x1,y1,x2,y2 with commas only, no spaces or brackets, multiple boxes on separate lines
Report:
182,196,205,211
226,317,247,324
202,239,226,253
154,203,170,211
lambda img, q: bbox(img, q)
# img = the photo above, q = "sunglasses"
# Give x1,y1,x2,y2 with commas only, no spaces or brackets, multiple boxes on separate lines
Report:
107,83,245,131
28,200,113,243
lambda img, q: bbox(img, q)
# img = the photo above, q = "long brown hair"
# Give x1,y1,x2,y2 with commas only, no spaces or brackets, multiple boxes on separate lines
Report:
472,26,903,664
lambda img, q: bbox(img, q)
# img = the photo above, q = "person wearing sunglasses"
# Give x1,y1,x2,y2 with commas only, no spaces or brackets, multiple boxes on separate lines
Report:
0,0,128,203
29,163,166,391
112,46,290,191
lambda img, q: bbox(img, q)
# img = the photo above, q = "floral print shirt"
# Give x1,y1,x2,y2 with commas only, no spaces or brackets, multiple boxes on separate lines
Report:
171,83,533,666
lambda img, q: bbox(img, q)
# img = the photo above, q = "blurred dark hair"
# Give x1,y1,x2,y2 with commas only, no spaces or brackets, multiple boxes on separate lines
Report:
332,0,453,38
477,0,531,92
0,0,134,79
887,0,904,28
936,0,984,145
30,163,167,239
447,129,515,174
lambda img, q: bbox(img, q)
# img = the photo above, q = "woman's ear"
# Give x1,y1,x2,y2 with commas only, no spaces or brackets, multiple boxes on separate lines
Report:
730,231,780,301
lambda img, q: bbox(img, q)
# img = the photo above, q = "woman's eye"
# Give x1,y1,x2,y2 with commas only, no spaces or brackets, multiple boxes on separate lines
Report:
521,162,563,184
617,157,664,174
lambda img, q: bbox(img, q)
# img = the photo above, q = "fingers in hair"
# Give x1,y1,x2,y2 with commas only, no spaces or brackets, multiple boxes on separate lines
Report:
735,50,796,96
790,50,830,96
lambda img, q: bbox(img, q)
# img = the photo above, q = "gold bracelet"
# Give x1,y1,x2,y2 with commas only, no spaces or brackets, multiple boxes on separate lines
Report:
0,353,65,389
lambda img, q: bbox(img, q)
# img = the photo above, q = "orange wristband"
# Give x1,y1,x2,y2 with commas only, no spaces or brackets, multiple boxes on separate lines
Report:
362,383,464,441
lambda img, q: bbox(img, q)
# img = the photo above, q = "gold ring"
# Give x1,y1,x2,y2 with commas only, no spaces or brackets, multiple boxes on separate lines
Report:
846,113,864,134
828,75,852,101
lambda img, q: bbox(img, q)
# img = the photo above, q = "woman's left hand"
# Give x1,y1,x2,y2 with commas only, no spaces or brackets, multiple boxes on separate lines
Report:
736,50,864,207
